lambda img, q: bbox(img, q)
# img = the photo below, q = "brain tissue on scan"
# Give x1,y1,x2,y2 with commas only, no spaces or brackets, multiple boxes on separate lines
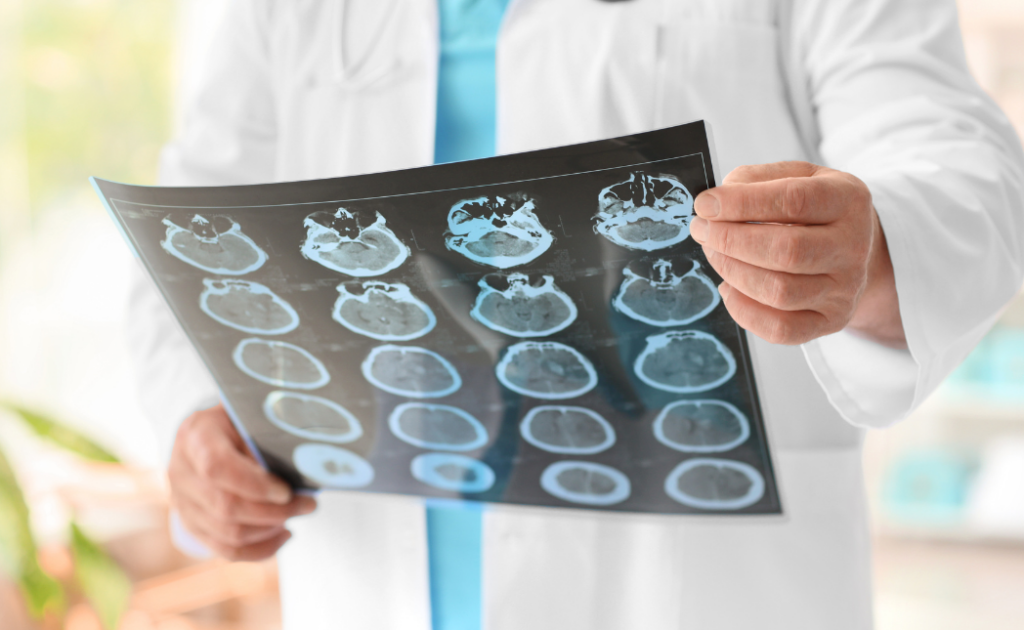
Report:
293,443,374,489
301,208,410,277
233,338,330,389
540,461,631,506
470,273,577,337
361,345,461,398
496,341,598,400
520,406,615,455
612,259,719,327
445,194,553,268
634,331,736,393
388,403,488,451
333,281,436,341
664,458,765,510
594,172,694,251
263,391,363,443
653,400,749,453
411,453,496,493
161,214,267,275
200,279,300,335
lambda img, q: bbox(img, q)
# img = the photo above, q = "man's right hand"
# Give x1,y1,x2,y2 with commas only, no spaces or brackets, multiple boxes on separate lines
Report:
168,404,317,561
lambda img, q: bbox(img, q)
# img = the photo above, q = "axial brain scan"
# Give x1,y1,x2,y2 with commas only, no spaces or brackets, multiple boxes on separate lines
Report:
653,400,750,453
470,273,577,337
263,391,363,443
199,279,300,335
161,214,267,275
301,208,410,276
410,453,496,493
520,406,615,455
664,458,765,510
540,461,631,506
388,403,488,451
594,172,694,250
361,345,461,398
496,341,598,399
232,338,330,389
635,331,736,393
293,443,374,489
445,194,553,268
333,281,436,341
612,259,719,327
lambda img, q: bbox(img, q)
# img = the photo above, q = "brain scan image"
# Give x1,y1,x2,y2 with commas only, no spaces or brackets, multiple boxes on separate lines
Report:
161,214,267,275
470,273,577,337
388,403,488,451
635,331,736,393
333,281,436,341
664,458,765,510
361,345,461,398
411,453,496,493
495,341,597,400
612,259,719,327
263,391,363,443
301,208,410,276
232,338,330,389
445,194,553,268
520,406,615,455
653,400,750,453
199,279,300,335
594,172,694,250
540,461,631,506
293,443,374,488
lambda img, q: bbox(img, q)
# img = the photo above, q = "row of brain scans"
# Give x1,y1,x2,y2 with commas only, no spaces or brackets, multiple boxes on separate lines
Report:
158,171,765,510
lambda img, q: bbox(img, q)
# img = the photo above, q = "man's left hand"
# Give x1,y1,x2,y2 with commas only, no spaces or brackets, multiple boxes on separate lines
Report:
690,161,905,347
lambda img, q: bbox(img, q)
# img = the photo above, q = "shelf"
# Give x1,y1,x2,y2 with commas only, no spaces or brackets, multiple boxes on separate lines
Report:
875,521,1024,545
929,385,1024,423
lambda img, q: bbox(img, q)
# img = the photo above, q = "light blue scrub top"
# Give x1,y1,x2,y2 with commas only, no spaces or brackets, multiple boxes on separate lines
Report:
429,1,510,629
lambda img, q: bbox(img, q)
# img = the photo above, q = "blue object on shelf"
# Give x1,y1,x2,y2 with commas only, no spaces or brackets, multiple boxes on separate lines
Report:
881,448,977,526
944,325,1024,406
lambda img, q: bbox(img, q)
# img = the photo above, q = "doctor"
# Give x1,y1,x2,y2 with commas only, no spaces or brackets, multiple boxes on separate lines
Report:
130,0,1024,629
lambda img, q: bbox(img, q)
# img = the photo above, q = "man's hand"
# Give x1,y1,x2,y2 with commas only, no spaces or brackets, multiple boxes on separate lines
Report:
168,404,317,561
691,161,906,348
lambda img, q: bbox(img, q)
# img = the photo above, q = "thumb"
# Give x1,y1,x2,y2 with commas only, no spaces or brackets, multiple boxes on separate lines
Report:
723,161,821,185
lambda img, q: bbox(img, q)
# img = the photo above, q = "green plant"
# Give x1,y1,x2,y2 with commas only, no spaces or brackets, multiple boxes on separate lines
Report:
0,403,131,630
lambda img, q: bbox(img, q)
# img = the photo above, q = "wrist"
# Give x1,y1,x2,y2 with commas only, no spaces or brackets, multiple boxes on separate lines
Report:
846,208,907,349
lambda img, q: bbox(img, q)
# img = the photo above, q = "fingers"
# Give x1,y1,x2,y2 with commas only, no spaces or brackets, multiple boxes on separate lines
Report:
176,495,288,548
703,248,851,314
718,283,838,346
174,469,317,526
168,404,318,562
182,509,293,563
182,407,293,504
695,174,856,225
691,219,845,274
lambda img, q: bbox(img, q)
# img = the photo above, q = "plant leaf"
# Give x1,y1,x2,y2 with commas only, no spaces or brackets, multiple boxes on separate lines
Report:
18,561,67,619
70,522,131,630
0,445,65,617
1,404,119,463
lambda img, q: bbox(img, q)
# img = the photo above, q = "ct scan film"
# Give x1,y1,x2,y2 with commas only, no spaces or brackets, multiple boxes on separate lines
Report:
95,121,782,515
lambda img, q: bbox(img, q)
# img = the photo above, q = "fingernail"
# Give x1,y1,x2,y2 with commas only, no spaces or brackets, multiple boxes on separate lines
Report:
690,217,708,243
297,497,318,515
268,483,291,505
695,192,720,217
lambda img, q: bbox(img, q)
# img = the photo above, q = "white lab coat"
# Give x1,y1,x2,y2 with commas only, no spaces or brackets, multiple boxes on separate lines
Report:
128,0,1024,628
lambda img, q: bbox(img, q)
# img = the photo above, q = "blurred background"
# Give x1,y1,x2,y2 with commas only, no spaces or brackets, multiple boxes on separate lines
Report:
0,1,1022,629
